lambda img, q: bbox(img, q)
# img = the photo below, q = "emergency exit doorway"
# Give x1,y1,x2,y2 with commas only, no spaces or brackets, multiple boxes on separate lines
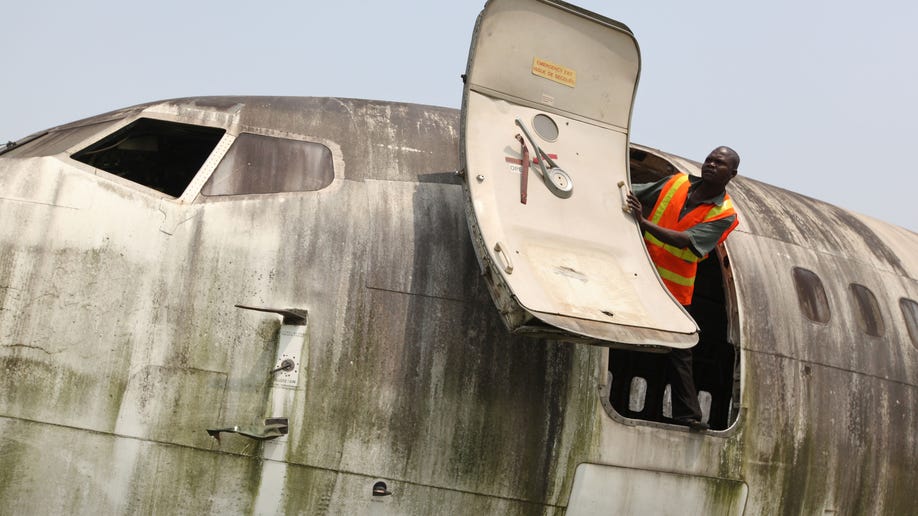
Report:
606,147,742,431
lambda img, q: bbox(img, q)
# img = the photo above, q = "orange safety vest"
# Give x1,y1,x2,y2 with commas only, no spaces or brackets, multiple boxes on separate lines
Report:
643,174,738,305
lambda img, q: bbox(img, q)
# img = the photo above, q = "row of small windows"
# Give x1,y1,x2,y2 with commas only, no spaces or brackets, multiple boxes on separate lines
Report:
791,266,918,347
71,118,334,197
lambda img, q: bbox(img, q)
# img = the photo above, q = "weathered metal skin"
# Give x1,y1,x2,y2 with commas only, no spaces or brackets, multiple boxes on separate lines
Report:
0,97,916,514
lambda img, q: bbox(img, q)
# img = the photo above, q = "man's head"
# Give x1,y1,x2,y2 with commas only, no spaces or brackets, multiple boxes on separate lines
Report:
701,146,739,189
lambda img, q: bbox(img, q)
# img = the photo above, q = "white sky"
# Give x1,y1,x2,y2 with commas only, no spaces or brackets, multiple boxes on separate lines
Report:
2,0,915,230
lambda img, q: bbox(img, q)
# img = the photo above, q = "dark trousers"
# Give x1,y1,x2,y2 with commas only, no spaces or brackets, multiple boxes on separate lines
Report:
667,347,703,421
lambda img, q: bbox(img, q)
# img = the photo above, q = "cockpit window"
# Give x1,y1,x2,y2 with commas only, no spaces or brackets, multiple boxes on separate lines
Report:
72,118,225,197
901,298,918,349
849,284,884,337
201,133,334,196
792,267,831,323
3,120,121,160
0,132,48,157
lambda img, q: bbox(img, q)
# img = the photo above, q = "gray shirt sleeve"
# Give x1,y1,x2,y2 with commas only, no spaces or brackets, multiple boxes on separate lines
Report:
686,215,736,257
631,177,670,204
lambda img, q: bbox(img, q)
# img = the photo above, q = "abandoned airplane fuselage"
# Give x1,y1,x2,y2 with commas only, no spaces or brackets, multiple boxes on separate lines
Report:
2,3,918,516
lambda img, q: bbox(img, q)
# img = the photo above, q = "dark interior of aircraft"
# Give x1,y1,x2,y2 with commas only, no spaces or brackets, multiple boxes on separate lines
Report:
72,118,225,198
607,149,740,431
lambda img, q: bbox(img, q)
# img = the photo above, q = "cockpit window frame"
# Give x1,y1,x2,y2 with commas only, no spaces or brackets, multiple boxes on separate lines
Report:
71,117,227,199
200,132,335,197
0,132,49,157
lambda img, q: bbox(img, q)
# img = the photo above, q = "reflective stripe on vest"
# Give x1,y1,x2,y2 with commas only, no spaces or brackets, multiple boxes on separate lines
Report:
642,173,737,304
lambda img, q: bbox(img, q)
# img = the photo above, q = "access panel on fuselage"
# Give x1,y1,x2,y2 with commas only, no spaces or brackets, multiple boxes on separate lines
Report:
461,0,698,348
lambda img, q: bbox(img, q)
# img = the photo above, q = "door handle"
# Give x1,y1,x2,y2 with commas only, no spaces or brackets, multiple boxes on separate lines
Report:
494,241,514,274
206,418,288,442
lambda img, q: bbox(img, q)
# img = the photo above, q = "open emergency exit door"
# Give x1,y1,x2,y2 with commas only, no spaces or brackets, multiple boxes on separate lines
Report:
461,0,698,349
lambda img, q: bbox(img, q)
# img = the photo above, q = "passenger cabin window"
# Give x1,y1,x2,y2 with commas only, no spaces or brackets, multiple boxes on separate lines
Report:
849,284,885,337
201,133,334,196
792,267,831,323
72,118,225,197
901,298,918,349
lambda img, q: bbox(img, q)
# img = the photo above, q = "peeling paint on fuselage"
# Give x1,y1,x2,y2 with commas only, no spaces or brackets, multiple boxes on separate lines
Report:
0,97,916,514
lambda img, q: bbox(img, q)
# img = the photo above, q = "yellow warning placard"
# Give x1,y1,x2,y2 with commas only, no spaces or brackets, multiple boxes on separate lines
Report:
532,57,576,88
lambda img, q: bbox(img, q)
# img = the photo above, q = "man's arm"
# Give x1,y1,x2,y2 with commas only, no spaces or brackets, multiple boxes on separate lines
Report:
627,191,735,256
626,192,693,249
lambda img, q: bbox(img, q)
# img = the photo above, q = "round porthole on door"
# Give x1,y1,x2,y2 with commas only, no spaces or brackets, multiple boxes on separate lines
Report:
532,113,559,142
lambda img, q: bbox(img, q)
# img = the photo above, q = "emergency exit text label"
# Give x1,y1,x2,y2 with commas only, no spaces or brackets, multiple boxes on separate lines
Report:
531,57,576,88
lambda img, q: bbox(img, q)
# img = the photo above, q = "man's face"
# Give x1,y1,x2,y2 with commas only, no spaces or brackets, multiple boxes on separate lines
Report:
701,148,738,188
